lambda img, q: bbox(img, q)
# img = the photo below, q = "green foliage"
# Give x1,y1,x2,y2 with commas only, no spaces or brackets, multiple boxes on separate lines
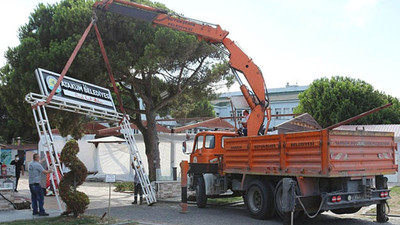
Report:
0,0,231,180
0,0,96,141
59,139,89,217
295,76,400,128
0,91,22,143
114,182,135,192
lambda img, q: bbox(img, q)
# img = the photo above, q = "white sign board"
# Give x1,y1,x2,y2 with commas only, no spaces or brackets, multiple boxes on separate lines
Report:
105,174,116,183
35,68,117,112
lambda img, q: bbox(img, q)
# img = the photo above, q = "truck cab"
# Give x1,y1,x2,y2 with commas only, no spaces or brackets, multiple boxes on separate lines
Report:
184,131,238,208
188,131,237,165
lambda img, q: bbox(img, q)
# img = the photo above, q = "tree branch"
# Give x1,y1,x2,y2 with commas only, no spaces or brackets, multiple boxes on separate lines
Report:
118,81,147,132
153,56,207,112
130,77,151,106
176,63,186,90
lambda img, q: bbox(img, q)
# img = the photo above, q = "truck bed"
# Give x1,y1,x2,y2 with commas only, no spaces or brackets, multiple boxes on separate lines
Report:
223,130,398,177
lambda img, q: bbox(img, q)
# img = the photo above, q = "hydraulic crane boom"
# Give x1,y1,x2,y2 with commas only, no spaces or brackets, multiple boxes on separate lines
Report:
93,0,271,136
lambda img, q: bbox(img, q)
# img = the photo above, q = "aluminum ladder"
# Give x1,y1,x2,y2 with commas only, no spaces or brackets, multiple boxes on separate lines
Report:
25,93,157,206
120,116,157,205
31,102,64,213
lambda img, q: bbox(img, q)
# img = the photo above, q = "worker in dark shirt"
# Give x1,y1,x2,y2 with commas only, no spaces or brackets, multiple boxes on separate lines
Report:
10,155,24,192
132,172,143,205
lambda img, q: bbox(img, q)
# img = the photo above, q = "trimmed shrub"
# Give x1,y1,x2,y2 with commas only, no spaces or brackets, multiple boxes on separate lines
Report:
59,139,89,217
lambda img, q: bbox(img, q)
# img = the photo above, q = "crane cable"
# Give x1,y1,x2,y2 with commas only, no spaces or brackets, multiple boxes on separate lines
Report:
41,13,126,117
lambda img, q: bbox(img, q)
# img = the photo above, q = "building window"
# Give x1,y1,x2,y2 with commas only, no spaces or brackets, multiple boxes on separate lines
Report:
236,111,243,118
275,108,281,119
283,108,290,114
283,108,290,118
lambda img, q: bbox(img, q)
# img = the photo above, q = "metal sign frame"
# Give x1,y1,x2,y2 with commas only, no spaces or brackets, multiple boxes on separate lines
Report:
35,68,117,112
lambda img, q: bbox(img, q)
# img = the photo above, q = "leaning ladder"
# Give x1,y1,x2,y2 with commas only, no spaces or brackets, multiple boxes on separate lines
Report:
26,93,157,206
120,117,157,205
31,102,64,213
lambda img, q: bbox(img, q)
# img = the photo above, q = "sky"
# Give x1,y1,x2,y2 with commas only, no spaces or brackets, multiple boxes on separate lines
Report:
1,0,399,97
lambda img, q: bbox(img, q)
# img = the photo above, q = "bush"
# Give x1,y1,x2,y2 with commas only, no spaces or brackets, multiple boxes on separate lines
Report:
59,139,90,217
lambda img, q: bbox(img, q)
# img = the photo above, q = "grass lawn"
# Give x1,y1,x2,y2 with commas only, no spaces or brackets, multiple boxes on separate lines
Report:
0,215,138,225
207,196,243,205
388,186,400,214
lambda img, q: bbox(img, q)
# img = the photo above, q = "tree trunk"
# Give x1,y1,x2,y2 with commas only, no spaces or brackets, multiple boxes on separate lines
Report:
142,112,160,181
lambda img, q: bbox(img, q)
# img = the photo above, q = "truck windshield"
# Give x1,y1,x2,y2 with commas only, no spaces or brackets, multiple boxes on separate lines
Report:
205,135,215,149
195,135,204,150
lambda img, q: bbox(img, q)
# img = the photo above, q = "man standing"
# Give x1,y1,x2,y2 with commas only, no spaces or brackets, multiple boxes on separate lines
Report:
28,153,52,216
10,155,24,192
131,172,143,205
241,110,250,136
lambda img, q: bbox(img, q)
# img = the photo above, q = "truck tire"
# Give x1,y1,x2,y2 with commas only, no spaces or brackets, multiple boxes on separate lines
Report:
245,180,275,219
331,207,361,215
196,176,207,208
376,201,389,223
274,179,303,220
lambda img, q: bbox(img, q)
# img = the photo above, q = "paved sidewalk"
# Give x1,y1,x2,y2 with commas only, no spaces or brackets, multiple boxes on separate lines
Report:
0,209,60,223
0,175,178,223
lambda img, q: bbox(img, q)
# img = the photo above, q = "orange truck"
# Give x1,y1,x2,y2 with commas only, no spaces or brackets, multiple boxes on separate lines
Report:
184,128,397,223
92,1,398,223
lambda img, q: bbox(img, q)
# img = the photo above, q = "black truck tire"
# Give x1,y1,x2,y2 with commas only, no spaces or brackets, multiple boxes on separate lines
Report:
377,201,389,223
196,176,207,208
245,180,275,219
274,179,303,220
331,207,361,215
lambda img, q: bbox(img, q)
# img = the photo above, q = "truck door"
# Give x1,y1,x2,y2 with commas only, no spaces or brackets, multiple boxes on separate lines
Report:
191,135,204,163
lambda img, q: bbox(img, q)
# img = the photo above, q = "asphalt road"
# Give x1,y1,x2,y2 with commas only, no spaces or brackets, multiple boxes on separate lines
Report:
86,202,400,225
15,176,400,224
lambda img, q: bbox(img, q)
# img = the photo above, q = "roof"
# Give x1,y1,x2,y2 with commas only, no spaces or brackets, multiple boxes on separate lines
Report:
194,131,237,136
1,144,38,151
83,122,109,134
49,122,109,136
98,122,171,136
275,113,322,134
174,117,235,133
217,85,309,98
87,136,126,143
268,85,308,94
335,124,400,137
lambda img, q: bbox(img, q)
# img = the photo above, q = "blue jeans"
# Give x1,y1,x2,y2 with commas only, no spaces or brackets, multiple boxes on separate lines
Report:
29,184,45,214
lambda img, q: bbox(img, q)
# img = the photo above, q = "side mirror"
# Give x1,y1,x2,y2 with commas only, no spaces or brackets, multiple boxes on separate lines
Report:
182,141,193,155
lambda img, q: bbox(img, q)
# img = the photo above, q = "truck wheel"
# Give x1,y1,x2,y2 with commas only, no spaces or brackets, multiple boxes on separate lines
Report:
196,176,207,208
377,201,389,223
245,180,275,219
274,179,303,220
331,207,361,215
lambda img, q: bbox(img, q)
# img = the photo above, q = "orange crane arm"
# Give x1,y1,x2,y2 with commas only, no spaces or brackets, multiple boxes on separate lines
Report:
93,0,270,136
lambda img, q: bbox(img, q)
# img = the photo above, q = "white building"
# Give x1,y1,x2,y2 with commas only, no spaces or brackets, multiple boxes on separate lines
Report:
212,84,309,128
